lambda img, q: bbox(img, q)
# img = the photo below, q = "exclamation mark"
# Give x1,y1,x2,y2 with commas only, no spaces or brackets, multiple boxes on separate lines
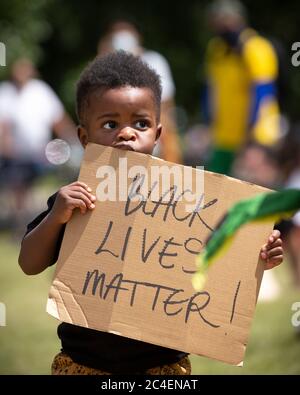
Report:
0,302,6,326
230,281,241,324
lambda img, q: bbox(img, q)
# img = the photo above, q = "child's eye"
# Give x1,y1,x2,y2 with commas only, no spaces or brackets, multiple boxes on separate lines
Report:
135,120,149,130
103,121,117,130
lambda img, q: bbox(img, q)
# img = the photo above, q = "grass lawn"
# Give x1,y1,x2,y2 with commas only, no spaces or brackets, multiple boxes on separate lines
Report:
0,233,300,375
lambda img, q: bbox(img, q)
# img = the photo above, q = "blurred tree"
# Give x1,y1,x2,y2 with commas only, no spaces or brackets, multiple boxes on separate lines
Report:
0,0,299,124
0,0,52,77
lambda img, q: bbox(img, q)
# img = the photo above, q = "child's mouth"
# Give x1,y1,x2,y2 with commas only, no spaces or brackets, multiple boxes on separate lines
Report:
114,144,135,151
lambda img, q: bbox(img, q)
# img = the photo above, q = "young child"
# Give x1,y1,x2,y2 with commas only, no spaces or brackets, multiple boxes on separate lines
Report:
19,51,283,375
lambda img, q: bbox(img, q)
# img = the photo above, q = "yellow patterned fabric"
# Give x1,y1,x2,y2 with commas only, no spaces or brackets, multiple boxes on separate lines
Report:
51,352,192,375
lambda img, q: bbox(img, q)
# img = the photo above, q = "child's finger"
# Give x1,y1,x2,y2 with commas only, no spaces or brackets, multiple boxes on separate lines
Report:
266,238,282,250
69,198,88,215
70,186,96,202
261,243,267,252
69,191,95,209
265,246,283,258
264,256,283,270
268,229,281,243
260,250,268,260
71,181,93,192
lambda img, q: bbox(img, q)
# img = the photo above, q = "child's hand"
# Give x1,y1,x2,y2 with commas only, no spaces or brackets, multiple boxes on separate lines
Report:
49,181,96,224
260,229,283,270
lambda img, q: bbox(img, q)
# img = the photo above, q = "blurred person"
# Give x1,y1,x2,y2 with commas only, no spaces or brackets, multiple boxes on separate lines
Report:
231,141,283,302
0,58,78,230
231,142,281,189
275,125,300,289
278,216,300,290
277,123,300,183
202,0,281,175
183,124,211,167
97,19,183,164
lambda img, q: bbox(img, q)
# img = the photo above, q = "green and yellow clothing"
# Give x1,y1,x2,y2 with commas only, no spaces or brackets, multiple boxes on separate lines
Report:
203,28,280,174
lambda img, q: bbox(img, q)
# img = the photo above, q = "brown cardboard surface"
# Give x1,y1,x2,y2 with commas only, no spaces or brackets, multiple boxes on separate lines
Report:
47,143,273,366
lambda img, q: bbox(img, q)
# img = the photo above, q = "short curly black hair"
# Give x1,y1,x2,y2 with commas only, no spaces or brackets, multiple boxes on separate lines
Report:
76,50,162,125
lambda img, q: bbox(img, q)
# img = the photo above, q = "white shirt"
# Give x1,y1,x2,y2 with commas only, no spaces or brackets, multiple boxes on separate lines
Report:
141,50,175,102
0,79,64,160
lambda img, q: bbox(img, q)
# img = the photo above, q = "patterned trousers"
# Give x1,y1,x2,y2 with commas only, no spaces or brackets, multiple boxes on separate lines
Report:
51,352,192,375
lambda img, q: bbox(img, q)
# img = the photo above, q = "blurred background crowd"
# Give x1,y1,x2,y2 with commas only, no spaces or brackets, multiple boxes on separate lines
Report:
0,0,300,374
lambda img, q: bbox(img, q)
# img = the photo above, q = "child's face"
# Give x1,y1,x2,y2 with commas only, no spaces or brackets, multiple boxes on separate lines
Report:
78,86,161,155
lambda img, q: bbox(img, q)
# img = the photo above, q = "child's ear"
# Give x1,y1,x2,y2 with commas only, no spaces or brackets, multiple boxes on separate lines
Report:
154,124,162,143
77,125,88,148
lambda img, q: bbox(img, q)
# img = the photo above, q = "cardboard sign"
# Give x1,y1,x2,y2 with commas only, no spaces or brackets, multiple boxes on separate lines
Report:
47,143,273,366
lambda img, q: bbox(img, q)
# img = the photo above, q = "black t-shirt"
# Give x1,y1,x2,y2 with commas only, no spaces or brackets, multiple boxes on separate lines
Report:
25,192,188,373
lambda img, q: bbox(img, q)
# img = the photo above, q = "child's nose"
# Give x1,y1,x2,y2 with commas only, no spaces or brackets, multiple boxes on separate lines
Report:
117,127,136,141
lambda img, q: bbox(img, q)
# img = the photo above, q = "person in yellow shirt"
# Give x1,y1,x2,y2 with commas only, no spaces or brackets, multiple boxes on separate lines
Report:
203,0,280,175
